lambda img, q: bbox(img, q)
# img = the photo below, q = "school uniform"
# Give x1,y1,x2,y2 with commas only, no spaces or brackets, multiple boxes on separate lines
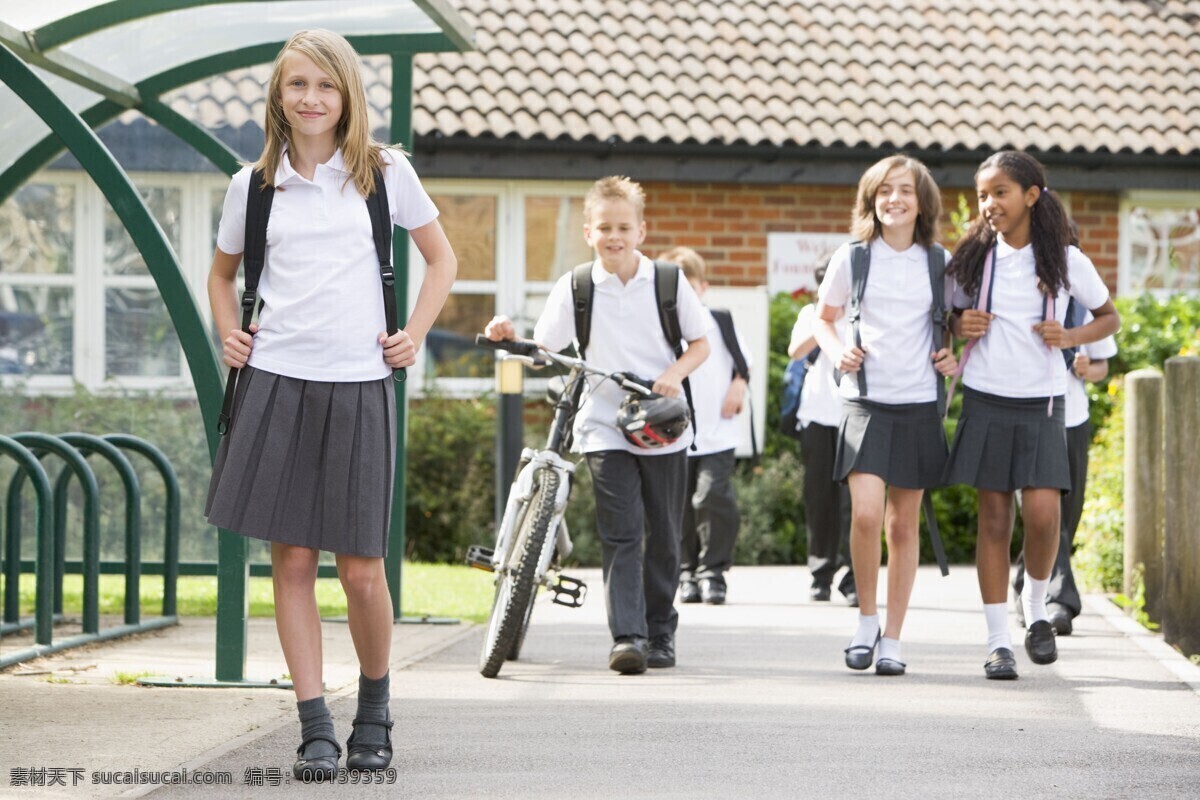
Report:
818,239,950,489
679,307,750,589
943,243,1111,492
205,147,439,557
789,304,854,594
1013,322,1118,618
534,254,710,641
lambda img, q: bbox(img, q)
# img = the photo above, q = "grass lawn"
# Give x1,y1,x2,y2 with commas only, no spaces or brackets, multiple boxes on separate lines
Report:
8,563,495,624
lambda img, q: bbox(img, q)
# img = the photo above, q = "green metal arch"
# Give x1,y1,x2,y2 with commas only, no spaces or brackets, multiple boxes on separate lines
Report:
140,97,241,176
0,43,225,461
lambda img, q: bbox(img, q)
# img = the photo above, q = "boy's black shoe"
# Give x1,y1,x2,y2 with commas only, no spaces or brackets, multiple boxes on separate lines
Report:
1047,603,1074,636
679,581,702,604
699,578,726,605
1025,620,1058,665
609,636,648,674
810,585,832,602
647,634,676,668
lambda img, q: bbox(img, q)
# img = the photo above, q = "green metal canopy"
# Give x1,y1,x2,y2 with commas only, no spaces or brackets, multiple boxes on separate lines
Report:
0,0,474,682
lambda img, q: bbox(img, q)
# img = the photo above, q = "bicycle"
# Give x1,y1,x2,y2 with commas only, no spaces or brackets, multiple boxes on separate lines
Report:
466,334,656,678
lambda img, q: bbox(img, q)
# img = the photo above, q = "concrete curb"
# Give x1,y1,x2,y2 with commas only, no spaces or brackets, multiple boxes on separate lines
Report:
1084,592,1200,694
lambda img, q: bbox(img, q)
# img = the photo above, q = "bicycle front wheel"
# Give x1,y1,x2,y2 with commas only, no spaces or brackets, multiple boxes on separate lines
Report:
479,468,560,678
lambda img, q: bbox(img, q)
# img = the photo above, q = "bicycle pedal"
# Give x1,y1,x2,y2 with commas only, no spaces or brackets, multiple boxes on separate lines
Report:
550,575,587,608
465,544,495,572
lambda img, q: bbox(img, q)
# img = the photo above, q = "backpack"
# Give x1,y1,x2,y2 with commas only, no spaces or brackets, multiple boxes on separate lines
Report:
570,260,696,449
1061,297,1087,369
216,167,397,435
778,346,820,441
846,240,950,577
711,307,757,459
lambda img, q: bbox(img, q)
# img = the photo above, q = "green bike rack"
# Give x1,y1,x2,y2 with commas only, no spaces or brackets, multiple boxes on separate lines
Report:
0,436,54,648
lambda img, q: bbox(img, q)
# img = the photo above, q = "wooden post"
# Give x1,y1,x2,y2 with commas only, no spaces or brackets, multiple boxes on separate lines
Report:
1124,369,1164,618
1162,356,1200,656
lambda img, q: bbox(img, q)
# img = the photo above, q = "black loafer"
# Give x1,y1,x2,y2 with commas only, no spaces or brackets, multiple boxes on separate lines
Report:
810,585,832,602
345,717,394,771
1047,604,1074,636
844,631,880,671
699,578,726,605
679,581,701,604
609,636,648,674
1025,619,1058,664
984,647,1019,680
293,735,341,782
875,657,906,676
647,633,676,668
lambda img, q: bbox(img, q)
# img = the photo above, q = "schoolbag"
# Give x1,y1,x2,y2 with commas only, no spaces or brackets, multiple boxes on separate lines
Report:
570,260,696,449
216,167,397,435
711,307,757,459
1061,297,1087,369
846,240,950,577
778,346,820,441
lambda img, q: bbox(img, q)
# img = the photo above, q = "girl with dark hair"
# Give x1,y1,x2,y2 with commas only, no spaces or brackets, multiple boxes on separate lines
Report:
944,151,1120,680
813,155,958,676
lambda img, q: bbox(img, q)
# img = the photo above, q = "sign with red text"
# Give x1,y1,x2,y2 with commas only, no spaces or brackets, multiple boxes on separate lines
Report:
767,232,846,296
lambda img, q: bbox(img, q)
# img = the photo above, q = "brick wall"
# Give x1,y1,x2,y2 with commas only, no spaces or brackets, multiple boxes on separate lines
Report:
642,182,1120,293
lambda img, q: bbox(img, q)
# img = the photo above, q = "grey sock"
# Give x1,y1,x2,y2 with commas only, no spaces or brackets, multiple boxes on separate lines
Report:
297,697,338,760
353,671,391,747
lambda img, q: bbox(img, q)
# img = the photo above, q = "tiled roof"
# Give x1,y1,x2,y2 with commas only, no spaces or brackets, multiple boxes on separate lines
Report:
156,0,1200,157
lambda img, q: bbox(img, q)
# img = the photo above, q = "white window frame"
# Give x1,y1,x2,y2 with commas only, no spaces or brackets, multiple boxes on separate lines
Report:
1119,190,1200,298
408,178,591,398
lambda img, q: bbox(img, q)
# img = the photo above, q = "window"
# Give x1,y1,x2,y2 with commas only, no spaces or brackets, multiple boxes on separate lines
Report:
1120,192,1200,296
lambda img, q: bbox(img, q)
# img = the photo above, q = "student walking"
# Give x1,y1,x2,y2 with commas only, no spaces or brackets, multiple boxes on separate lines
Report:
660,246,749,606
484,176,710,674
944,151,1120,680
812,155,958,677
788,262,856,606
205,30,456,780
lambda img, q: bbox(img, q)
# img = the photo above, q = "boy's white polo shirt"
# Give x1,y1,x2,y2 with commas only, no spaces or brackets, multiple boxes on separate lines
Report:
687,307,751,457
819,238,944,405
950,243,1110,399
790,303,844,429
534,254,711,455
216,147,438,382
1065,311,1117,427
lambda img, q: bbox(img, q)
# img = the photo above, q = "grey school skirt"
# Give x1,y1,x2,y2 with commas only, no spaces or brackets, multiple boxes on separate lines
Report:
833,398,948,489
204,366,396,557
942,387,1070,493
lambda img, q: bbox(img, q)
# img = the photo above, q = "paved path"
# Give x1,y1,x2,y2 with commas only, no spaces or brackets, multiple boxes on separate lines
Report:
142,566,1200,799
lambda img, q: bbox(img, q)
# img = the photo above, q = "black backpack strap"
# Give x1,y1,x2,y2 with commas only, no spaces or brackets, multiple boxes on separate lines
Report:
710,307,756,460
570,262,594,358
217,169,274,435
928,244,948,418
1060,296,1086,369
847,242,870,399
365,167,405,383
653,261,697,451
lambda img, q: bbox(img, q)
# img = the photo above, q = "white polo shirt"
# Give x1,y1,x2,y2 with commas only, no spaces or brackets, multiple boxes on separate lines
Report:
534,254,711,455
687,307,752,457
216,147,439,382
951,242,1111,399
789,303,845,428
818,239,945,404
1065,311,1118,427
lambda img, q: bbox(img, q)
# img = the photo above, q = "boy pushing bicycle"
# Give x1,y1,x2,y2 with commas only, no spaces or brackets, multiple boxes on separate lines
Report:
483,176,710,674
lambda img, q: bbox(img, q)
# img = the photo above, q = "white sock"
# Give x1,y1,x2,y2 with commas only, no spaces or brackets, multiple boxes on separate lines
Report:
878,636,902,664
1023,576,1050,625
985,603,1011,652
851,614,880,648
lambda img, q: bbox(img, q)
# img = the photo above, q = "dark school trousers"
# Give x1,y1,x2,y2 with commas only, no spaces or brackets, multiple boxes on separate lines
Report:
680,448,740,585
586,449,687,641
1013,421,1090,617
801,422,855,593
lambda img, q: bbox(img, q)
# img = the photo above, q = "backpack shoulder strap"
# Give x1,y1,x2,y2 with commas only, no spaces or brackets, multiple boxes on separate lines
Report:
653,260,684,356
1061,296,1086,369
570,262,595,358
710,308,750,381
847,242,870,398
365,167,396,335
928,243,948,417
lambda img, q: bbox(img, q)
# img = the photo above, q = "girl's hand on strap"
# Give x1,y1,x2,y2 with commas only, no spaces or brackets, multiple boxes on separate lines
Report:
931,347,958,377
836,345,865,374
1073,352,1091,378
223,323,258,368
483,315,516,342
380,329,417,369
1033,319,1072,349
959,309,994,339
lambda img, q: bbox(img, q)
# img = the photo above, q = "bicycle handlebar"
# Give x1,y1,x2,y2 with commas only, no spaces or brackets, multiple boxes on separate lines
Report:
474,335,653,396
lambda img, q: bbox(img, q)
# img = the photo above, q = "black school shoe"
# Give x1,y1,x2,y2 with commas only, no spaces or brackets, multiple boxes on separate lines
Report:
345,717,394,771
1025,620,1058,665
1047,603,1074,636
293,736,341,782
647,634,676,668
844,631,880,671
679,581,702,604
984,647,1019,680
609,636,648,674
699,578,726,605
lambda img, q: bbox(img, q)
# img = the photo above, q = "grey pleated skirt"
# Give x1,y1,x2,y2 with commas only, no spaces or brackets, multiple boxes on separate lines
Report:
833,398,948,489
205,366,396,557
942,387,1070,493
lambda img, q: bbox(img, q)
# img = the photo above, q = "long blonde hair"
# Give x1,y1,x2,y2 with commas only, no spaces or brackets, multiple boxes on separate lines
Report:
254,29,387,197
